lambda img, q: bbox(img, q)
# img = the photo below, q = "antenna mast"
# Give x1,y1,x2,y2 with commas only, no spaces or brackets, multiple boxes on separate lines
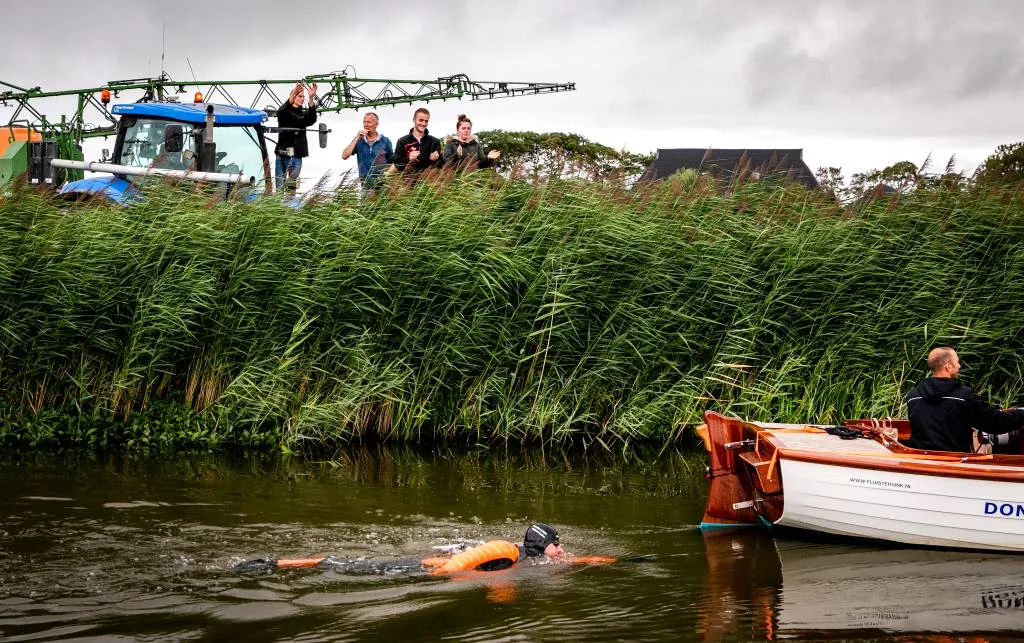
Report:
161,23,166,77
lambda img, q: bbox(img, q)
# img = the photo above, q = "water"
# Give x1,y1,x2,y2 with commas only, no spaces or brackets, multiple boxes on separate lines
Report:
1,448,1022,641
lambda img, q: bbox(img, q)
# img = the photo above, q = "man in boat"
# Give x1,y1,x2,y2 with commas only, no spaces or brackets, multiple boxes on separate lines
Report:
234,522,613,575
905,347,1024,452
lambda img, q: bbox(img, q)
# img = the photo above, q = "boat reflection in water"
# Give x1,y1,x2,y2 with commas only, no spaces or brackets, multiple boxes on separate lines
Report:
700,529,1024,641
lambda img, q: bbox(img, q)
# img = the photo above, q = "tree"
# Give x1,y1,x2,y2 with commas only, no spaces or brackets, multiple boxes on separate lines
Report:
475,130,654,184
815,166,846,201
849,160,921,200
974,142,1024,186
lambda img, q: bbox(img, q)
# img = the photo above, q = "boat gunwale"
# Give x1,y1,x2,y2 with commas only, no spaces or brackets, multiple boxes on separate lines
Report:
744,421,1024,483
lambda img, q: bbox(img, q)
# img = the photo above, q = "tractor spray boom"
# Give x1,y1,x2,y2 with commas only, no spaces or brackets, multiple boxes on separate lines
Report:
0,70,575,196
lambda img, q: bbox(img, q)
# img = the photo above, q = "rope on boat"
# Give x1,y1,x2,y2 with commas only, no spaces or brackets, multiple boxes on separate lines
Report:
823,425,874,440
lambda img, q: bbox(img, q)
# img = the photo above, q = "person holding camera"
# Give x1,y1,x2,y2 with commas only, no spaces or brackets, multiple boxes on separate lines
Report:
392,107,443,177
342,112,393,193
442,114,500,172
274,80,318,193
906,346,1024,453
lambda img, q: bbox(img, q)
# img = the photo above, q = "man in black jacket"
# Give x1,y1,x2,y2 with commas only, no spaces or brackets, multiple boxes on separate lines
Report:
905,347,1024,452
274,81,318,193
392,107,443,177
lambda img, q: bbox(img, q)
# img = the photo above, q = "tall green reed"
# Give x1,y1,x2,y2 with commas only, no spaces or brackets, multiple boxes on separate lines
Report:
1,176,1023,451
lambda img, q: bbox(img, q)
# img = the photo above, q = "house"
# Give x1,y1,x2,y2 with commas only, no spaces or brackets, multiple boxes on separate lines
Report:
640,148,819,190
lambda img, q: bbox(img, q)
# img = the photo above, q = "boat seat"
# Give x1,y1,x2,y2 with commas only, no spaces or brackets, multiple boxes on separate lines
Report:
739,451,782,494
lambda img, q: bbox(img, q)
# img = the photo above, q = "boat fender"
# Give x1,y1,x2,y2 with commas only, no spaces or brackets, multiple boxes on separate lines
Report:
424,540,521,574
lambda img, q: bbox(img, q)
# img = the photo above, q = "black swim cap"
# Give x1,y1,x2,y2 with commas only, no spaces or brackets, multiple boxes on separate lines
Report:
523,523,560,557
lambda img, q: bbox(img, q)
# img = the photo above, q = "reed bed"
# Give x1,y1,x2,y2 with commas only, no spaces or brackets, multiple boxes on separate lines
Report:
1,175,1023,451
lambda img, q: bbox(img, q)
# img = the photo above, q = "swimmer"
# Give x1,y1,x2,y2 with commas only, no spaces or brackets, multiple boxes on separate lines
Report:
234,523,617,575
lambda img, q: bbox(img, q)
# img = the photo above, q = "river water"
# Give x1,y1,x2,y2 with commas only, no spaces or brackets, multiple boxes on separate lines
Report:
1,448,1022,642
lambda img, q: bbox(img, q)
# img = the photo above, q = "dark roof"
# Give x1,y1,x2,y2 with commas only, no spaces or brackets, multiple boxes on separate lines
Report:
640,148,819,190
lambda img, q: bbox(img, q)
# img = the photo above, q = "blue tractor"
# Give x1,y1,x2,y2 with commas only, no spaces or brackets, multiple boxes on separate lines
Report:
54,101,276,203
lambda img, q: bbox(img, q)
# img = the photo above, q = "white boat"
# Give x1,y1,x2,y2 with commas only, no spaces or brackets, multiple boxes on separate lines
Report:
697,411,1024,552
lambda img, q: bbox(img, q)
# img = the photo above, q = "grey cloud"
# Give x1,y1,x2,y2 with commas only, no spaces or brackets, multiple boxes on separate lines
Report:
744,0,1024,106
3,0,1023,177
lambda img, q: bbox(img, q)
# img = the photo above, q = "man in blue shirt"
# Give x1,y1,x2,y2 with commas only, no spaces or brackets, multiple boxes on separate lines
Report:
342,112,393,194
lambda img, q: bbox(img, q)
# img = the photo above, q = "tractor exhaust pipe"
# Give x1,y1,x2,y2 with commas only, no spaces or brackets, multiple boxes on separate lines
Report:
50,159,254,185
201,104,217,173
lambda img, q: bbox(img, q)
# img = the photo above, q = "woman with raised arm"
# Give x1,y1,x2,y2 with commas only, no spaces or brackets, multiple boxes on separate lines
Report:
442,114,500,172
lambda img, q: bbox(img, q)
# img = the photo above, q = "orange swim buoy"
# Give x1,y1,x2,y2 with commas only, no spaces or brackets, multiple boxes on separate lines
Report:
425,540,521,575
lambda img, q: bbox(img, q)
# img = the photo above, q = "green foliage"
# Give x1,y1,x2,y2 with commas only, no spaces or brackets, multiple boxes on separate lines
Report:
975,142,1024,186
2,175,1024,453
814,166,844,200
0,398,265,450
849,160,921,197
818,156,967,203
475,130,654,184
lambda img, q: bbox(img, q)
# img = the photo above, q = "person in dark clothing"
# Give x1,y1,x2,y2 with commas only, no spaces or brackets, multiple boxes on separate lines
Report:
274,81,318,193
442,114,501,171
232,522,602,575
392,107,443,177
905,347,1024,452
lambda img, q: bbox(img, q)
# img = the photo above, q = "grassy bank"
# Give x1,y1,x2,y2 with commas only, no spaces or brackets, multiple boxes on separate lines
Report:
1,175,1023,452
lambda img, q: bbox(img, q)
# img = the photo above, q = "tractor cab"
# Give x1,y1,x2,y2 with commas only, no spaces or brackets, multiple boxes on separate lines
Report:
59,102,270,203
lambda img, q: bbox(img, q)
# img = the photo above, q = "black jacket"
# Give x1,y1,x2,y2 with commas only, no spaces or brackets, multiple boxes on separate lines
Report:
393,129,443,173
441,137,495,170
275,101,318,158
905,376,1024,452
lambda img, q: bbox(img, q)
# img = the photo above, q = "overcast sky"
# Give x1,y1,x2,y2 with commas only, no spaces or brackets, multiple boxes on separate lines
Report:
4,0,1023,187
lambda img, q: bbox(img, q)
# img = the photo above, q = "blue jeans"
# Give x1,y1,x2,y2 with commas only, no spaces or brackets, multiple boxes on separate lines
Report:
275,156,303,192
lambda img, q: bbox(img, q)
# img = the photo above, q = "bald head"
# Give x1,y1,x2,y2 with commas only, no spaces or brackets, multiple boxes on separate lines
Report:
927,347,960,378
